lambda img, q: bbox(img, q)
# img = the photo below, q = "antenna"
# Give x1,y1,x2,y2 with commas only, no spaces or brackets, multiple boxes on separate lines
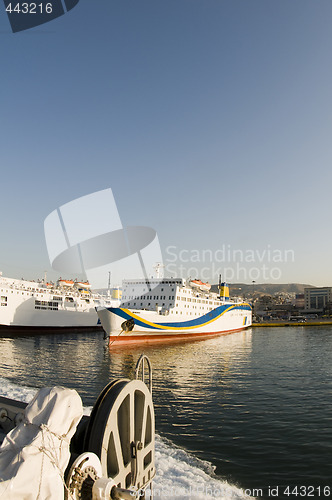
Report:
218,274,222,293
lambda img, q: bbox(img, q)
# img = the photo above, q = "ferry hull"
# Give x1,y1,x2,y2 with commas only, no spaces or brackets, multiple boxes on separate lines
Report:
0,324,102,336
97,304,252,344
0,296,99,328
104,327,248,345
0,276,108,332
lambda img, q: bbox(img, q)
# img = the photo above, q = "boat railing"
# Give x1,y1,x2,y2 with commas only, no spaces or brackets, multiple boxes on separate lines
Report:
135,354,152,394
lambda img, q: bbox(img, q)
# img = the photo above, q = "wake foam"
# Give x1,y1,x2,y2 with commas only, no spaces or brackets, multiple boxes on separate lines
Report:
152,435,253,499
0,376,37,402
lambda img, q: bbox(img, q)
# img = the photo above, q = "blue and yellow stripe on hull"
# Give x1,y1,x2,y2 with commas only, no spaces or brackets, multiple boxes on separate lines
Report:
107,303,251,331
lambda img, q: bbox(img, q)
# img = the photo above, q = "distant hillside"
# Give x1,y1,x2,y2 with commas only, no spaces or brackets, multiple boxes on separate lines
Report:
210,283,313,296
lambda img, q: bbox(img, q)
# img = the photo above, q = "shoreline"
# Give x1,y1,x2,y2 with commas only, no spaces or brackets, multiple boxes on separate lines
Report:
252,320,332,327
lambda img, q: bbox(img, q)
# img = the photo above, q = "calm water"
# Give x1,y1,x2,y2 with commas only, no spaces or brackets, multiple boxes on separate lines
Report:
0,326,331,499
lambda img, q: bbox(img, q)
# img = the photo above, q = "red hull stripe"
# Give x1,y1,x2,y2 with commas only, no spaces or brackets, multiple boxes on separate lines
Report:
108,326,249,345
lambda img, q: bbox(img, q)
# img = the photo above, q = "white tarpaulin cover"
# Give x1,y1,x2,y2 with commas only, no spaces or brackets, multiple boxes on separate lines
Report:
0,386,83,500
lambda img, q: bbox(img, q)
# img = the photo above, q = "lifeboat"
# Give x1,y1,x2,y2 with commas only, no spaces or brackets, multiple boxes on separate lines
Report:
76,281,91,289
58,279,74,288
190,279,211,292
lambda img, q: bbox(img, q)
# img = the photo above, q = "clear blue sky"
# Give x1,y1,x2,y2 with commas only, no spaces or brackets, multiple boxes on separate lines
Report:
1,0,331,286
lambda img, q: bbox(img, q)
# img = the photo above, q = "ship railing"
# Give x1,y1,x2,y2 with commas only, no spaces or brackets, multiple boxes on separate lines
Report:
135,354,152,394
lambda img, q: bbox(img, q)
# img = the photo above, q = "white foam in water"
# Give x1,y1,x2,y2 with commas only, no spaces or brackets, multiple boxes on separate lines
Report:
152,436,253,500
0,376,37,403
0,378,253,500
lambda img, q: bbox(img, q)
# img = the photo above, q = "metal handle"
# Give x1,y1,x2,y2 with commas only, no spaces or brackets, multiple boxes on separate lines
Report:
135,355,152,394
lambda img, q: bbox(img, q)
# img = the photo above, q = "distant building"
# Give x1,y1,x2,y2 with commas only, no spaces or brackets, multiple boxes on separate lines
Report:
304,287,332,312
292,293,305,309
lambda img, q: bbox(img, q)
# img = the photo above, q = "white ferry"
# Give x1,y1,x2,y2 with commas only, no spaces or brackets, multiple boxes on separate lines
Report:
0,273,119,333
97,277,252,344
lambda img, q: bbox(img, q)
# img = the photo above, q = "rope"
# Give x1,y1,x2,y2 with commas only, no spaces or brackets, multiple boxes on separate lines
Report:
108,318,135,347
36,425,75,499
109,329,124,347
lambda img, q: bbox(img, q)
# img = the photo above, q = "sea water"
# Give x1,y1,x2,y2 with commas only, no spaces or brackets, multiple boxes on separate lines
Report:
0,326,331,500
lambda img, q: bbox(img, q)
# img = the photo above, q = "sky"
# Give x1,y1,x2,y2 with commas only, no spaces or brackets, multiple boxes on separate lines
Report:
1,0,332,287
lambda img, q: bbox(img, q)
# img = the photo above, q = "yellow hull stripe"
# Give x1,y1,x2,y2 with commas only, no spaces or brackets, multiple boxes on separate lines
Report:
120,303,250,331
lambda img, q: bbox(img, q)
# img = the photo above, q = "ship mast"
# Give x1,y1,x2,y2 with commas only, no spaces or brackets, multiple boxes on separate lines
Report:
108,272,111,296
153,263,164,279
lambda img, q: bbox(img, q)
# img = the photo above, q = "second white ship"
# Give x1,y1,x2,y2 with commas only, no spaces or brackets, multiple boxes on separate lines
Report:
0,273,120,333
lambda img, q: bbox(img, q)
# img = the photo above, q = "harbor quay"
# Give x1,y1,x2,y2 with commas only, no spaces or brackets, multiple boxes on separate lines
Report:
252,319,332,327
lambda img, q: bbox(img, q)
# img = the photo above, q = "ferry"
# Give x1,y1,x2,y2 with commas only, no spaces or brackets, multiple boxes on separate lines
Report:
97,277,252,344
0,273,119,333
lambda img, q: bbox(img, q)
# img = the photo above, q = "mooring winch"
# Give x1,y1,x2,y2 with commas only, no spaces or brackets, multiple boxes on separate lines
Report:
0,355,155,500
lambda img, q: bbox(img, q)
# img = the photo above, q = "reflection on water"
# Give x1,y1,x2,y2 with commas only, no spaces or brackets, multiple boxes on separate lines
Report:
0,329,253,406
0,327,332,499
